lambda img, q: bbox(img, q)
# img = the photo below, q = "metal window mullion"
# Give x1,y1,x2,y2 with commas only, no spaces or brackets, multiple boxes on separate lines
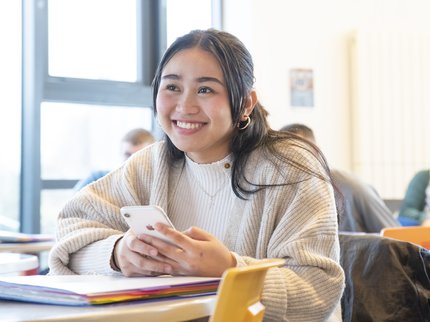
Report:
44,76,152,107
20,0,48,233
139,0,165,86
143,0,166,138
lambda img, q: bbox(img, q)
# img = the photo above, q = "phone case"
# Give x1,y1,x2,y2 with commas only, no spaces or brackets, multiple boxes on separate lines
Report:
120,205,175,244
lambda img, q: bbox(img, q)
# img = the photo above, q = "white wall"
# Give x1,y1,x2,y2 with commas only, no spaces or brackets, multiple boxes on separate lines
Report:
223,0,430,198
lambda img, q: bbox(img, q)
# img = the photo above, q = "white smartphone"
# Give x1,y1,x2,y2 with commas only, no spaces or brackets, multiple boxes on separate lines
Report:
120,205,176,244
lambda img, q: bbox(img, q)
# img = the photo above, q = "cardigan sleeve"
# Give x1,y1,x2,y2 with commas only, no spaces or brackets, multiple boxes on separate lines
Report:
48,144,161,275
48,168,137,275
231,145,345,322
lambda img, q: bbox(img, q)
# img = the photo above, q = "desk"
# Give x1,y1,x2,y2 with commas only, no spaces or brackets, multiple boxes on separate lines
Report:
0,253,39,276
0,241,54,253
0,295,216,322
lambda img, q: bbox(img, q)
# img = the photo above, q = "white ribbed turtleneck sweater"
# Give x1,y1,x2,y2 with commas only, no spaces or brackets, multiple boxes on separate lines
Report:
168,154,234,239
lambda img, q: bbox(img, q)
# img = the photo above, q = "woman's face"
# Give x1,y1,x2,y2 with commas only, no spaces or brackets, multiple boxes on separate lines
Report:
156,47,235,164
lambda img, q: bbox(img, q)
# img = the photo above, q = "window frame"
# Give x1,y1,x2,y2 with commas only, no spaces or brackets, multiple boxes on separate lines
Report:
20,0,222,233
21,0,164,233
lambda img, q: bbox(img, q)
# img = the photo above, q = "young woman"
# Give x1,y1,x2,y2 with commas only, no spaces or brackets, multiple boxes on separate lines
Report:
49,29,344,321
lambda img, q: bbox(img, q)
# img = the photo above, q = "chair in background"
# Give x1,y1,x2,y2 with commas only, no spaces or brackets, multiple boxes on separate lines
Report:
381,226,430,249
339,232,430,322
209,258,285,322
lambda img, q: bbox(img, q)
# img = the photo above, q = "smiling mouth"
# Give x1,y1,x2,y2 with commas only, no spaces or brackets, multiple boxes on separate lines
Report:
176,121,204,130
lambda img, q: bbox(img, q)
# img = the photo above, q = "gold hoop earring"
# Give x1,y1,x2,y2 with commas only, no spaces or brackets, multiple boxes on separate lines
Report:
237,115,251,130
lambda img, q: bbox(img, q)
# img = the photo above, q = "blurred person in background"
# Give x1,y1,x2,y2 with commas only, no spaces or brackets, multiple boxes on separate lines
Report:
281,123,400,233
398,169,430,226
74,128,155,190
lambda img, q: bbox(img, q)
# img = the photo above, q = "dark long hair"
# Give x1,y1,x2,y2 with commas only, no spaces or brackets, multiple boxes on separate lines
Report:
152,29,341,214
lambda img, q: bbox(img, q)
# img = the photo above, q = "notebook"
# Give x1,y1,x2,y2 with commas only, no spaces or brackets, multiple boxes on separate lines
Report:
0,274,220,306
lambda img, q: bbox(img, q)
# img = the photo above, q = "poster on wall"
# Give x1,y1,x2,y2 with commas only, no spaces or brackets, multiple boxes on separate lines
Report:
289,68,314,107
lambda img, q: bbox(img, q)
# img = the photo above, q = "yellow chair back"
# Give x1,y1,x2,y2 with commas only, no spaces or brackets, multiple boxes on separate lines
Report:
381,226,430,249
209,258,285,322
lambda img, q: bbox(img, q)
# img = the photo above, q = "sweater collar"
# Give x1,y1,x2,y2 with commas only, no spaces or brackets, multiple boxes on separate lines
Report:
184,154,232,196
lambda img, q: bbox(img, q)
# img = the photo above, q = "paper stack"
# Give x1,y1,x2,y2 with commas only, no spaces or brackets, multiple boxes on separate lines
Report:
0,274,220,306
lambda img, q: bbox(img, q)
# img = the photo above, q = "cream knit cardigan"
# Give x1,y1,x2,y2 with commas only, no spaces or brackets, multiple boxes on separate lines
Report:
49,141,344,322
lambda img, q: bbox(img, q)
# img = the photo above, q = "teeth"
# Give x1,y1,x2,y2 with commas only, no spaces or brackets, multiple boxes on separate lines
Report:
177,121,203,129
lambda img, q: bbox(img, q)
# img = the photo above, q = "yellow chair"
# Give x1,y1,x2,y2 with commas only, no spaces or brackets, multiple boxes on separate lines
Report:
209,258,285,322
381,226,430,249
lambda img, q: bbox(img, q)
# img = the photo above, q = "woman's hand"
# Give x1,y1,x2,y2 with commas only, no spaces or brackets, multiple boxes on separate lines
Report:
139,224,237,277
113,229,173,277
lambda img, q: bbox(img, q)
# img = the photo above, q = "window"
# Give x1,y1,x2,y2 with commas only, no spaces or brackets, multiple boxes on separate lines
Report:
40,103,152,233
166,0,214,45
41,103,152,179
48,0,137,82
21,0,222,233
